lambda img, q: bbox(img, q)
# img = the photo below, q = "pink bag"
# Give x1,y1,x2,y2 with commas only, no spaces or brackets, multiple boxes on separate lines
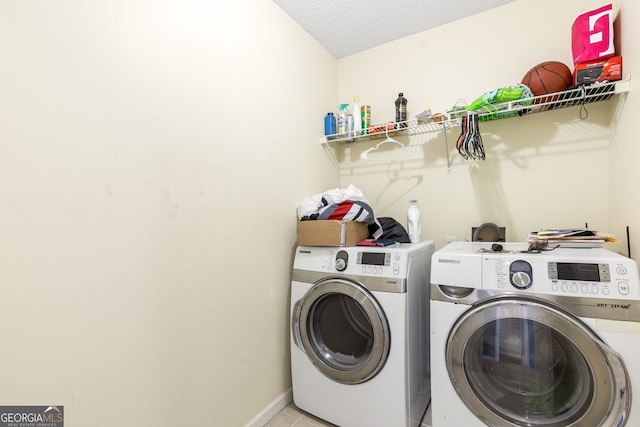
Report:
571,4,615,65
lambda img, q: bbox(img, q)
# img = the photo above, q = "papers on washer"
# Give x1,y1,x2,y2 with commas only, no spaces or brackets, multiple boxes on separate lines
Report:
528,228,619,248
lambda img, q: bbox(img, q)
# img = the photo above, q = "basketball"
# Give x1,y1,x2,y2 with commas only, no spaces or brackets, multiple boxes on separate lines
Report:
521,61,573,97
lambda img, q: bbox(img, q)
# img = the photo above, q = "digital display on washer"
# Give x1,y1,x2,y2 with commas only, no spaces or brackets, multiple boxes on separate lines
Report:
358,252,390,266
549,262,609,282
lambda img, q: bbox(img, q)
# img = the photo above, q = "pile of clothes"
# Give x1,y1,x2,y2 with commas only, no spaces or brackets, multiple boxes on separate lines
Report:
297,185,410,244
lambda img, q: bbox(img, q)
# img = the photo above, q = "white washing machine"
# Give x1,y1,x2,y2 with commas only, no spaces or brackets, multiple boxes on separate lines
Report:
291,241,434,427
430,241,640,427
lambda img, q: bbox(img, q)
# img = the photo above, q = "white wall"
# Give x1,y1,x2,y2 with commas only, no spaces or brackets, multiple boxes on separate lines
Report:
2,0,637,425
0,0,337,425
336,0,631,251
610,0,640,260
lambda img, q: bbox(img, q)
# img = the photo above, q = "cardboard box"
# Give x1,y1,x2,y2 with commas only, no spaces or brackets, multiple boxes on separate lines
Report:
574,56,622,85
297,220,369,247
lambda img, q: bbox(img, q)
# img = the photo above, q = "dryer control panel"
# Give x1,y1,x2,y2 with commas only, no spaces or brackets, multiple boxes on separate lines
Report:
294,241,434,280
335,247,401,277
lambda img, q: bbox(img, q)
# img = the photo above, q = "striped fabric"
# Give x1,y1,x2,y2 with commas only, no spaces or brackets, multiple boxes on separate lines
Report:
317,195,382,239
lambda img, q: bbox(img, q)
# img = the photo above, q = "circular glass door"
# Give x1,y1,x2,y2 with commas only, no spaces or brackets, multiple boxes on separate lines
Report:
446,296,630,427
292,278,390,384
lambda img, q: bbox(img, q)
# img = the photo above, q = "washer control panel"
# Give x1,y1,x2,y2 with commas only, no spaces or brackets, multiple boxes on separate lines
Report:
481,248,640,300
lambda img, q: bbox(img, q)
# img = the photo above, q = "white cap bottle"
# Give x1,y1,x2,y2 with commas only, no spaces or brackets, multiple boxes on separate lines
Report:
407,200,421,243
353,94,362,135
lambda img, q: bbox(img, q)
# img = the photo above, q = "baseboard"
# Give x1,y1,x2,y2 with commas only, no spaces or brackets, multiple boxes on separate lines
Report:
244,388,293,427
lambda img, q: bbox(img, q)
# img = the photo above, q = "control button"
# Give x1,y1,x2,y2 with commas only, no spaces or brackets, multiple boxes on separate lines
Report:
551,284,558,292
602,287,610,295
393,265,400,275
561,283,568,292
394,253,401,261
571,284,578,293
617,267,628,275
582,285,588,294
362,266,367,274
592,285,599,294
619,282,630,295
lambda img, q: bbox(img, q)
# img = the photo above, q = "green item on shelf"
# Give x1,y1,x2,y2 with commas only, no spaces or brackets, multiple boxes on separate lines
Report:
453,84,534,121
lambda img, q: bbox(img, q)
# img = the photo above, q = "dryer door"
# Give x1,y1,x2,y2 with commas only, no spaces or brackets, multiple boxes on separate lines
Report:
446,296,630,427
292,277,390,384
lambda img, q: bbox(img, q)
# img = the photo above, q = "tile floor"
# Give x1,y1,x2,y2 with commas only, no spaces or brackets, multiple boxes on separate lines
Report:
264,401,432,427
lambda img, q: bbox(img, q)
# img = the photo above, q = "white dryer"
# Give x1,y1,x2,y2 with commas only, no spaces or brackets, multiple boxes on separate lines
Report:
430,242,640,427
291,241,434,427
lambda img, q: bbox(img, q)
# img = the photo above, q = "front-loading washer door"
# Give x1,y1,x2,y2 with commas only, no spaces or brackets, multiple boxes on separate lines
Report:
446,296,630,427
292,277,390,385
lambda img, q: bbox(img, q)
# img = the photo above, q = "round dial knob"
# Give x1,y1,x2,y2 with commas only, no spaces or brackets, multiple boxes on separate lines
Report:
335,250,349,272
511,271,531,289
509,260,533,290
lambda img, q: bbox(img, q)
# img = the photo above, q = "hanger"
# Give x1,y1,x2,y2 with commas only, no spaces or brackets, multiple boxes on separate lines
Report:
456,111,485,161
360,127,422,161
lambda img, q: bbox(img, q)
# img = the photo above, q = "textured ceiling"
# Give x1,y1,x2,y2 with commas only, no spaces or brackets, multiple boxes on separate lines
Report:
274,0,518,58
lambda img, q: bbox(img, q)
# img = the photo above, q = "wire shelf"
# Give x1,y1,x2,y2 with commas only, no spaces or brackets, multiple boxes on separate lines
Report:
321,79,629,145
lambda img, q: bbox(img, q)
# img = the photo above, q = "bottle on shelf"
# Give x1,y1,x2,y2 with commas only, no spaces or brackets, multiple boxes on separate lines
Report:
346,110,354,142
338,103,349,136
395,92,408,129
324,112,336,140
353,94,362,136
362,104,371,135
407,199,421,243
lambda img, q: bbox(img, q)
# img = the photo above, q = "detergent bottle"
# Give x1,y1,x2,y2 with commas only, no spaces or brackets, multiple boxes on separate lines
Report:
324,112,336,140
338,103,349,136
407,200,421,243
